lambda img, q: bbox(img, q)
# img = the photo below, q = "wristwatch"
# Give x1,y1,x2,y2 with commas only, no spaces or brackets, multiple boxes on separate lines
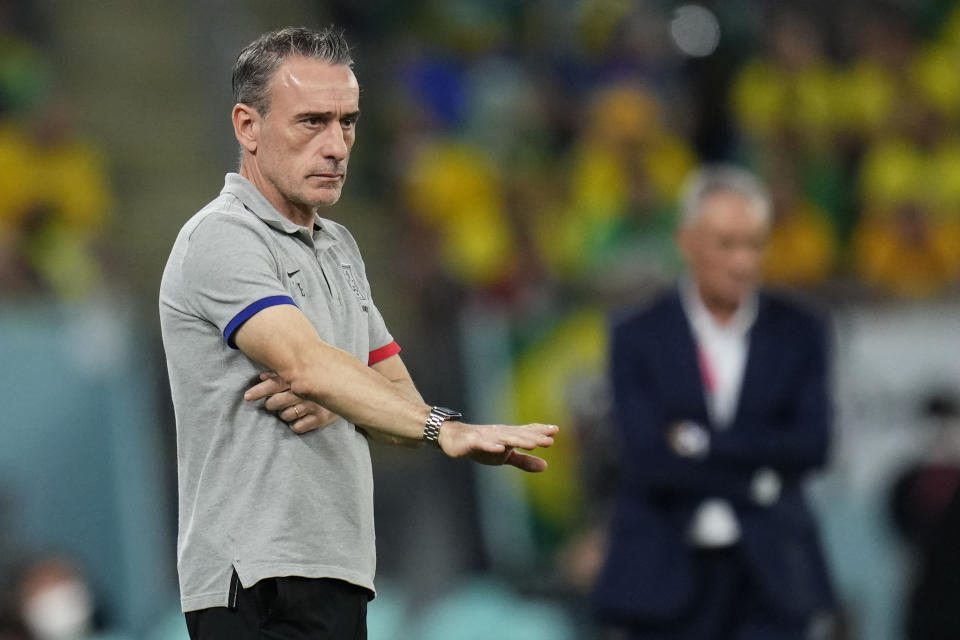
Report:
423,406,463,448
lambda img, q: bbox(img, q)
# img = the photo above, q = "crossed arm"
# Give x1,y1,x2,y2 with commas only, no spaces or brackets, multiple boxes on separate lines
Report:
612,322,830,503
234,304,557,471
244,354,424,445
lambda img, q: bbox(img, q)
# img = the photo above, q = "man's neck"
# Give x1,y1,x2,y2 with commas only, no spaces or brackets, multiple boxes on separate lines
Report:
239,163,315,228
686,279,747,327
702,296,738,326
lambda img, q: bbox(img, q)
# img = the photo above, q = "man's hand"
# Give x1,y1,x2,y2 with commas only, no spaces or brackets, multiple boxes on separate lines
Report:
666,420,710,459
437,421,559,472
244,372,340,434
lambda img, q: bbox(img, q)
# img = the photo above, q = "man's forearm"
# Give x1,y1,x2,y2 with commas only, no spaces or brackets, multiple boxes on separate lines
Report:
235,305,432,441
390,378,424,404
360,378,426,446
290,348,431,440
234,305,557,473
357,353,429,446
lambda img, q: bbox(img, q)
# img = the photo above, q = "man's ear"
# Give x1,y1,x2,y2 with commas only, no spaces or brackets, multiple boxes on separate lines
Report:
232,103,259,154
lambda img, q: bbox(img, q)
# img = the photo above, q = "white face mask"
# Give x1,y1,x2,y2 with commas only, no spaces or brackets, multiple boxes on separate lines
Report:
22,580,93,640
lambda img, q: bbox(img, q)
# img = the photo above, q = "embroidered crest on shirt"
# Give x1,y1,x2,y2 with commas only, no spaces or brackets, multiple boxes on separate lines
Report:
340,263,367,301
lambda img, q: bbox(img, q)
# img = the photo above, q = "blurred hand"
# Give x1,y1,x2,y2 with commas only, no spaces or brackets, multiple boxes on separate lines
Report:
244,372,340,434
666,420,710,458
437,422,558,472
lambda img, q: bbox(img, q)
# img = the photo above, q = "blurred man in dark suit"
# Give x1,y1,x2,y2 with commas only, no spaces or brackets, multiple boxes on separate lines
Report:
593,165,834,639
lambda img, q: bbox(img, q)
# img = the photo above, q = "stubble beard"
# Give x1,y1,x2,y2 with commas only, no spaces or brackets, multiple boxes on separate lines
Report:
303,163,348,209
280,175,345,213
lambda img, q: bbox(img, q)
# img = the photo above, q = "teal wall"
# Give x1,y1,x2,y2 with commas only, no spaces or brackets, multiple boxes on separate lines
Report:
0,300,176,633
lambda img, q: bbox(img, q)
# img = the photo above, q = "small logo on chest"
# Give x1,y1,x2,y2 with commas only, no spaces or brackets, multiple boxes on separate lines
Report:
340,263,367,301
285,267,306,296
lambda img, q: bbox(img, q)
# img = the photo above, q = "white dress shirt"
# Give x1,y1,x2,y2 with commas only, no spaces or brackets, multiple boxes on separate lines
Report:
680,279,757,547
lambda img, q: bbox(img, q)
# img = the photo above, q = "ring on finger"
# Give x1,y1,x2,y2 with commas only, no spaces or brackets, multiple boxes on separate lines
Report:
293,405,302,419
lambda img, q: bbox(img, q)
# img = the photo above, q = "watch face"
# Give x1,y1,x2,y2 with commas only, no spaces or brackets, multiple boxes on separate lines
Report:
433,406,463,420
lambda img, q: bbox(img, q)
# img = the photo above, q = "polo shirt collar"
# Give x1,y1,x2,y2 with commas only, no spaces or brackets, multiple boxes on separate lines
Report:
221,173,322,240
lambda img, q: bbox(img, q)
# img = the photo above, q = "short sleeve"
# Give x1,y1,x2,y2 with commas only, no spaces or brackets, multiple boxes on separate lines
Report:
327,220,401,365
180,212,296,348
363,283,400,365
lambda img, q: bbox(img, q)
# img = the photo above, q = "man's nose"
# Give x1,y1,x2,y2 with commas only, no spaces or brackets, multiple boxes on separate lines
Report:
733,248,763,276
320,124,348,161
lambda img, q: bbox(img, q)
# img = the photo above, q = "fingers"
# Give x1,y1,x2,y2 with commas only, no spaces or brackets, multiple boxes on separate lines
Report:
488,423,557,451
277,402,323,424
244,373,289,402
285,405,341,434
277,402,304,423
290,415,320,434
263,390,300,412
504,450,548,473
242,372,339,435
529,423,560,437
444,422,558,462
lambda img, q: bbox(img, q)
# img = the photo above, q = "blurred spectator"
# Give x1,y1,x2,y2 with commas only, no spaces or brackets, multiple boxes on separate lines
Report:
730,9,836,152
761,150,838,288
13,100,110,299
592,165,835,638
554,83,693,283
888,393,960,639
729,8,853,246
13,555,130,640
0,22,111,301
902,456,960,639
853,136,960,298
0,28,50,117
403,139,518,290
834,8,903,144
890,393,960,548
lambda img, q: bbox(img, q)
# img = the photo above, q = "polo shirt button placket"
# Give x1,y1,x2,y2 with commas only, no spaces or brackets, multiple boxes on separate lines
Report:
315,249,341,305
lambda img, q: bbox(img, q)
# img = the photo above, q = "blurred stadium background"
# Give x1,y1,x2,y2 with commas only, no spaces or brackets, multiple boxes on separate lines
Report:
3,0,960,638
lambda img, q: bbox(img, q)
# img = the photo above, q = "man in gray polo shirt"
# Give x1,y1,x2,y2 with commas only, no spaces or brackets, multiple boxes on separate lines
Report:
159,26,557,640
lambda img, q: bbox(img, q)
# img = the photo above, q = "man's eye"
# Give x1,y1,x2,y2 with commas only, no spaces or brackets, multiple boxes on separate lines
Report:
342,117,357,128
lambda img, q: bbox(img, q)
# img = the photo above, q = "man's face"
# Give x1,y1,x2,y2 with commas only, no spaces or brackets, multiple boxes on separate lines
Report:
254,56,359,214
678,190,769,312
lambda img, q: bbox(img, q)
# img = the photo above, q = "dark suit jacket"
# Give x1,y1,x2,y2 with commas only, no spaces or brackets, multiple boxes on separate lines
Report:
592,286,834,624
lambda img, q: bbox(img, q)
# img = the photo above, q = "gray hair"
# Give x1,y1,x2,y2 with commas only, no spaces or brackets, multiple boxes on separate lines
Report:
678,164,772,227
232,26,353,116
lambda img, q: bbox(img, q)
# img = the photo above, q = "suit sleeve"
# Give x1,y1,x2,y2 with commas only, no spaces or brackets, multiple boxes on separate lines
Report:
708,315,831,473
610,320,756,504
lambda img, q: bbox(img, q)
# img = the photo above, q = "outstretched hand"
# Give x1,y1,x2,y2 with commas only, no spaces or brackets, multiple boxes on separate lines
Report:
244,372,558,471
438,422,559,472
244,372,340,434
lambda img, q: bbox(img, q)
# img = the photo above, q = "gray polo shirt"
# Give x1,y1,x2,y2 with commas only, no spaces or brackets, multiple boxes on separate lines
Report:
159,173,399,612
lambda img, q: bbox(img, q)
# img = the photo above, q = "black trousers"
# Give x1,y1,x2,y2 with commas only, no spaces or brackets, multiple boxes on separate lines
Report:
609,548,809,640
185,574,368,640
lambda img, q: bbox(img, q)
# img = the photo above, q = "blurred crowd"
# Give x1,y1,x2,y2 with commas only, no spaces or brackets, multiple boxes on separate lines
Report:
0,0,111,303
4,1,960,306
363,0,960,309
3,0,960,638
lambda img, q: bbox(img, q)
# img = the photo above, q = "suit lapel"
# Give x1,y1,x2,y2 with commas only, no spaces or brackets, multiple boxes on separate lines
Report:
734,294,770,425
665,290,711,425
